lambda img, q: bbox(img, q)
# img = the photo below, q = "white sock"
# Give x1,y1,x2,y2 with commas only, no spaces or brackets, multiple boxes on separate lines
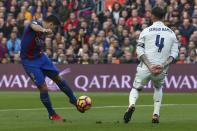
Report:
153,87,163,116
129,88,139,107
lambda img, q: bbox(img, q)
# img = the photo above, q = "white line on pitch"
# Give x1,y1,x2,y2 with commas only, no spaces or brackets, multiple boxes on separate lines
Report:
0,104,197,112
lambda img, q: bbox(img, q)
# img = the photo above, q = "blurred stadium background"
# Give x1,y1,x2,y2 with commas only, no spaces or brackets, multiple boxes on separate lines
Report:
0,0,197,131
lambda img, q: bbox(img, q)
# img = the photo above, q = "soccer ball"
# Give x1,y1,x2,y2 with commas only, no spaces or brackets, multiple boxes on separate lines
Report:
77,96,92,111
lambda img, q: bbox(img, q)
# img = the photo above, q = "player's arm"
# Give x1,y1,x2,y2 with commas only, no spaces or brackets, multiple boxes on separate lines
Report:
162,34,179,69
139,54,157,73
139,54,151,67
162,56,174,69
136,31,146,61
30,21,52,33
136,31,150,67
136,31,157,73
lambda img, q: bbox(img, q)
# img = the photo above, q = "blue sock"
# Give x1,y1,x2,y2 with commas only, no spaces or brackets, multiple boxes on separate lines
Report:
40,92,56,116
56,79,77,104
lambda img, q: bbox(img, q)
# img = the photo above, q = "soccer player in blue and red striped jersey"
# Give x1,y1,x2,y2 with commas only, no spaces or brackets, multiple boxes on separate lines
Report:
20,15,84,121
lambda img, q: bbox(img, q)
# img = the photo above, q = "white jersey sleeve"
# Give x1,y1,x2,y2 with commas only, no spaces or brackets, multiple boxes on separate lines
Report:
136,29,146,59
170,33,179,59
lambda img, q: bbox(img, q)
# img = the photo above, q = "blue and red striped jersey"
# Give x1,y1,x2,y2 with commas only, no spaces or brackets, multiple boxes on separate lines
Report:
20,20,45,60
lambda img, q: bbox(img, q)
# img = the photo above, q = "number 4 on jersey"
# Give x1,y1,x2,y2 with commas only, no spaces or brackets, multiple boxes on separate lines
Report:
155,35,164,52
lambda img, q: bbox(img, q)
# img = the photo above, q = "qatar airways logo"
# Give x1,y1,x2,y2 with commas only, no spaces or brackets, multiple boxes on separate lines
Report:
74,75,131,91
0,68,197,92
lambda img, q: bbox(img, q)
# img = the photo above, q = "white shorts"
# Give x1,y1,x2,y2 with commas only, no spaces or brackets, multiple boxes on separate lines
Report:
133,65,167,90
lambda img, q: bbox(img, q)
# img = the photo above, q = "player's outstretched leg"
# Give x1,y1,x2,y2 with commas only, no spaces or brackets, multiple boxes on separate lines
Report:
38,84,64,121
52,75,84,113
152,87,162,124
123,88,139,123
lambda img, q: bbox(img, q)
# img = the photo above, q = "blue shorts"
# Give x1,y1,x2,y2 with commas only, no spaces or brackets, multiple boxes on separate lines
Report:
21,54,59,86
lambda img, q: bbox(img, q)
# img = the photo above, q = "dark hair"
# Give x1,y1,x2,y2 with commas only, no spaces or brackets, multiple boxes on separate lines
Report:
112,2,121,11
151,7,166,20
44,15,61,26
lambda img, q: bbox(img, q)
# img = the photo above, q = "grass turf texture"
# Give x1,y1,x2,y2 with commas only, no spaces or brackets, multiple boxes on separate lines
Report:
0,92,197,131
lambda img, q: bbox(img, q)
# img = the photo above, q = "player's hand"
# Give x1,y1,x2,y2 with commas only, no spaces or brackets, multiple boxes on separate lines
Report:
154,65,163,75
148,64,157,74
148,64,163,75
42,28,53,34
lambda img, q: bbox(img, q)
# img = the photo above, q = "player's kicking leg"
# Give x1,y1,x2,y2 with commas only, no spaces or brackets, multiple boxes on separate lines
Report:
50,75,85,113
38,84,65,121
41,55,85,113
23,65,64,121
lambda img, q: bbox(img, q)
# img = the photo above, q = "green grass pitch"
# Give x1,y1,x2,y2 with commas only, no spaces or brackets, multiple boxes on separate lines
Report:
0,92,197,131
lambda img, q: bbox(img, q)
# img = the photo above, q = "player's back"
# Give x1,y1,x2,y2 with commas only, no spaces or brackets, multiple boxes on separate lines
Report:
140,21,178,64
20,21,44,60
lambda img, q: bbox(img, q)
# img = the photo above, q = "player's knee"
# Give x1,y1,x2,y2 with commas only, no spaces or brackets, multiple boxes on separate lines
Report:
133,87,143,92
52,75,62,83
38,84,48,92
133,80,145,92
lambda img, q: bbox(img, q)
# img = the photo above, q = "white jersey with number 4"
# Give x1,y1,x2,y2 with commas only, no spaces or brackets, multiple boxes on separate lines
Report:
133,21,179,89
137,21,179,66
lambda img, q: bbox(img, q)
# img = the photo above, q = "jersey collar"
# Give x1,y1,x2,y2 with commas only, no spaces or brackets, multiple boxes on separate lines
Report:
153,21,164,25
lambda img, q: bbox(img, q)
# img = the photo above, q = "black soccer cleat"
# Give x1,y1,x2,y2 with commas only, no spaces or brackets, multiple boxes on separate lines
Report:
123,106,135,123
152,114,160,124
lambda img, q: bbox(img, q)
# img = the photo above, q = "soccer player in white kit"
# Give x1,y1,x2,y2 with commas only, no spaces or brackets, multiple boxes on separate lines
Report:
123,7,179,124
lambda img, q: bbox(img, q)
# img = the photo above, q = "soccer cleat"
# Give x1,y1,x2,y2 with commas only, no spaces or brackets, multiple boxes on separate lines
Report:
49,114,65,121
123,106,135,123
152,114,160,123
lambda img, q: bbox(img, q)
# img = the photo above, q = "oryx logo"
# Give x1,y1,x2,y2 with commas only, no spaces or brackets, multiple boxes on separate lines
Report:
46,68,71,91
